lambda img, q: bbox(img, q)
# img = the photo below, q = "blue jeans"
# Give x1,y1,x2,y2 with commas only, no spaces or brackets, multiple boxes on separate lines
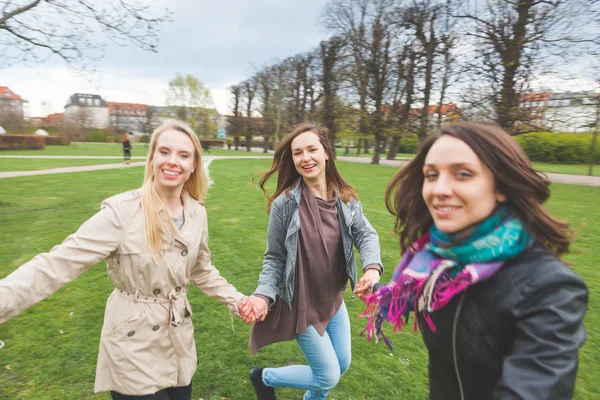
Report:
262,302,351,400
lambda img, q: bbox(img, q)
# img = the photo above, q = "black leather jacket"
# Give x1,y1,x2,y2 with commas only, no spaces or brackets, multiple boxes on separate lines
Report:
378,244,588,400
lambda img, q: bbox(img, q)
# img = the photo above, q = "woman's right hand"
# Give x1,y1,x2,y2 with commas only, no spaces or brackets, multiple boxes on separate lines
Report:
240,295,269,323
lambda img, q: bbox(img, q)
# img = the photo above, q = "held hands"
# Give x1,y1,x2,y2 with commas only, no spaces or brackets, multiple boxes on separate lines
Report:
238,295,269,324
353,268,381,302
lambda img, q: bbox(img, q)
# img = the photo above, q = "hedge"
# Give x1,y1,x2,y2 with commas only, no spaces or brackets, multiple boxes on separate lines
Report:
44,136,70,145
0,134,45,150
199,139,226,149
395,132,597,165
397,135,419,154
515,132,598,164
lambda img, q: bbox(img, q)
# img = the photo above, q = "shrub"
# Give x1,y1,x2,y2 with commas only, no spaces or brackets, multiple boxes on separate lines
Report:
200,139,226,149
397,135,419,154
515,132,597,164
0,134,45,150
44,136,70,145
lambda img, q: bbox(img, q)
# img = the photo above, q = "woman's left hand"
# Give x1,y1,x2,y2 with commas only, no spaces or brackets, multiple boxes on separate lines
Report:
353,268,380,302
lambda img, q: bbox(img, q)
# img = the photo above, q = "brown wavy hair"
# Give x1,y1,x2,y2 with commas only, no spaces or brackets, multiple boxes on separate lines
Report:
386,122,572,256
255,122,357,212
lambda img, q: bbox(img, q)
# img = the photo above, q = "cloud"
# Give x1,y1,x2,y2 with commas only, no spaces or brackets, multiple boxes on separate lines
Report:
2,0,332,117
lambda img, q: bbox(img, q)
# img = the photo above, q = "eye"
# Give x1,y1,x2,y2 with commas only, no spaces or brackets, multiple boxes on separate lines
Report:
456,170,473,179
424,171,438,180
160,150,168,155
180,153,190,159
309,148,317,152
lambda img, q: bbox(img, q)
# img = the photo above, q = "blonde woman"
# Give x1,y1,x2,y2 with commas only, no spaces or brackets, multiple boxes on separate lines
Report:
0,120,254,400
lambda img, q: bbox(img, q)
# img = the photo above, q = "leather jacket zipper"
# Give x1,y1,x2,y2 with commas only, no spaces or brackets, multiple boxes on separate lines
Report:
453,290,467,400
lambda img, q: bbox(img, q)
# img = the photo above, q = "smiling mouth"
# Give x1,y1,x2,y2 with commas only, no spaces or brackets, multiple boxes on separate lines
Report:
162,169,180,177
302,164,316,170
434,206,460,211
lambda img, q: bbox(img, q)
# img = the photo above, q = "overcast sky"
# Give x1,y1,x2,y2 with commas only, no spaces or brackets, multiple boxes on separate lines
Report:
2,0,332,117
2,0,598,118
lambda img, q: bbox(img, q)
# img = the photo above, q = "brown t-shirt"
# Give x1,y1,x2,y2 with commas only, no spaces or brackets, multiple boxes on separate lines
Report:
249,181,347,354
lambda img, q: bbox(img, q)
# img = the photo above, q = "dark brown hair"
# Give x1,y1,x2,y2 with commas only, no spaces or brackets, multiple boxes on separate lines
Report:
255,122,357,212
386,122,572,256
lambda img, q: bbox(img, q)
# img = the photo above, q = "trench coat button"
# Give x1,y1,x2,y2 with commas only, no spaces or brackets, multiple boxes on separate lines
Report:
152,325,160,331
127,331,135,337
153,288,161,295
175,286,181,292
181,250,188,256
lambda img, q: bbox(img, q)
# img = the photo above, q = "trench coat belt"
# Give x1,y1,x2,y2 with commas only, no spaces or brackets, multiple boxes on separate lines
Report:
116,287,189,327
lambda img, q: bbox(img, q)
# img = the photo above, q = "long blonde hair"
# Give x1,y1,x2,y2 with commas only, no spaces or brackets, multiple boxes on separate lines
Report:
140,119,210,257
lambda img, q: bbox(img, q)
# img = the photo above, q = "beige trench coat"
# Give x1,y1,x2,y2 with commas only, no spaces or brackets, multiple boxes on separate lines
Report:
0,189,245,395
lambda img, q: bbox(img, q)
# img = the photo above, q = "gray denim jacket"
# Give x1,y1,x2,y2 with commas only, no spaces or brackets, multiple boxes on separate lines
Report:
254,180,383,308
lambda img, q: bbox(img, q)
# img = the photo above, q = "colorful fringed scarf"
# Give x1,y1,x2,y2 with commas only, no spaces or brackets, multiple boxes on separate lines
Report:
361,206,532,350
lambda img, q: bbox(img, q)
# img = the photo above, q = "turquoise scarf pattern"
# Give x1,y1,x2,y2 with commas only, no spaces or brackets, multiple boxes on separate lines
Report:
362,206,532,350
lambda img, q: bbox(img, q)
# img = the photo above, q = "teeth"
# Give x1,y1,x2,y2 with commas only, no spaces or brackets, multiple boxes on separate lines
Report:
437,207,458,211
163,170,179,176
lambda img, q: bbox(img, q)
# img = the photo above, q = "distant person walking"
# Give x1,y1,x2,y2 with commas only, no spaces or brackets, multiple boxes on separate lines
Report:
121,132,132,164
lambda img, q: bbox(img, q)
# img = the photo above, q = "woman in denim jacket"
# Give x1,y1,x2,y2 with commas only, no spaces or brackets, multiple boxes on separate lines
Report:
241,123,383,400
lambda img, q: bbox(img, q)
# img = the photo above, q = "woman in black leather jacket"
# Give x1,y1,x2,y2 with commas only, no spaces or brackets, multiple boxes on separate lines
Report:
363,122,588,400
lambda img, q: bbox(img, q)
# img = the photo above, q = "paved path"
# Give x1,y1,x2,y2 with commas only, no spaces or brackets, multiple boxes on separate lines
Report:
0,155,147,159
1,152,599,187
0,156,271,179
335,156,600,187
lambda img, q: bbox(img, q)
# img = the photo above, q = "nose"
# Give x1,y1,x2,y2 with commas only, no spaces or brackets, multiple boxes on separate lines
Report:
301,151,311,162
431,174,452,197
167,153,178,164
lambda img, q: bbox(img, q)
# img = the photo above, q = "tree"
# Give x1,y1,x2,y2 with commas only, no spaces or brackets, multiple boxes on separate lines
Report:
400,0,444,143
241,78,257,151
166,73,213,131
454,0,599,134
228,84,243,150
319,37,345,157
138,106,158,135
64,106,92,142
0,0,171,71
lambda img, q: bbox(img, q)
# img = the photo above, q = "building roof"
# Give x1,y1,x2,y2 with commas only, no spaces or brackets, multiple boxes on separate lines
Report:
66,93,108,107
107,102,148,115
520,92,552,103
409,103,460,116
0,86,26,101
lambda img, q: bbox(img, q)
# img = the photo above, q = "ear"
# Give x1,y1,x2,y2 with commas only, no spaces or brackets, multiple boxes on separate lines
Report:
495,191,507,203
325,152,330,161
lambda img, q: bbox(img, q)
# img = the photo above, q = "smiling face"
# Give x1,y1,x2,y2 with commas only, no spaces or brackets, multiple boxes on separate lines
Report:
151,129,196,195
422,135,506,233
291,131,329,184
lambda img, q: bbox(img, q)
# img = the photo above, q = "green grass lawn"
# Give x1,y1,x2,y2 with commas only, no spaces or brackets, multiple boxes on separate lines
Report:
336,147,415,160
532,162,600,177
3,143,270,158
0,160,598,399
0,145,270,171
0,158,127,172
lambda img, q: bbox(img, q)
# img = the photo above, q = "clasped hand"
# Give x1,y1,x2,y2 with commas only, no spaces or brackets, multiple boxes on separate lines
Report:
237,295,269,324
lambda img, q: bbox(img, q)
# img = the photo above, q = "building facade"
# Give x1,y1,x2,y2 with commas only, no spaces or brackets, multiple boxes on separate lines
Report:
64,93,110,129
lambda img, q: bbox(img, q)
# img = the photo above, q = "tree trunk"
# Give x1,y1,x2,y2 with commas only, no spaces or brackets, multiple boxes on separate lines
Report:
356,139,362,156
371,135,382,164
588,101,599,176
387,136,400,160
263,137,269,153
